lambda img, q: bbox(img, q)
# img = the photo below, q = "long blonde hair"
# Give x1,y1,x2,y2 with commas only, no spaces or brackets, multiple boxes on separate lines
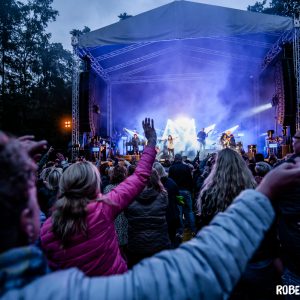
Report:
197,148,256,217
52,161,101,246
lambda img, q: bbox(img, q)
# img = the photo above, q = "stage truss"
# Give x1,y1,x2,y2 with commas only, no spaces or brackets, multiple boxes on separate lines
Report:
71,36,80,159
293,17,300,131
72,25,300,159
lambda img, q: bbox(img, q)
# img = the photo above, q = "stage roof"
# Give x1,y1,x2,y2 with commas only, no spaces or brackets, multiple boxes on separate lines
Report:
76,0,294,83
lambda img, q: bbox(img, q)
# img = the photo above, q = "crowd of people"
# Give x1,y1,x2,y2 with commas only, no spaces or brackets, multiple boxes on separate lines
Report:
1,119,300,299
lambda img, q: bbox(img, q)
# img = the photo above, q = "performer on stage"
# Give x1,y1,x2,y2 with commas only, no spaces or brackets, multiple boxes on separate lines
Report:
228,133,236,149
197,128,208,152
131,133,140,155
220,132,230,149
220,131,236,149
167,135,175,158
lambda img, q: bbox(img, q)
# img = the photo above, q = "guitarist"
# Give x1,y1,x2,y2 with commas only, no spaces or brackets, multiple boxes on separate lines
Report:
197,128,208,152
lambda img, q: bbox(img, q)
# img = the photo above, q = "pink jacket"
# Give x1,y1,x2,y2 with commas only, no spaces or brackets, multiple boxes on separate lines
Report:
40,147,156,276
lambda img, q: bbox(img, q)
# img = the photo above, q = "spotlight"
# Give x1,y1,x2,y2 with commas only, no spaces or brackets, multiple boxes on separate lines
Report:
123,128,144,139
249,103,272,115
161,117,198,153
175,117,192,127
64,121,71,128
204,124,216,133
224,125,239,134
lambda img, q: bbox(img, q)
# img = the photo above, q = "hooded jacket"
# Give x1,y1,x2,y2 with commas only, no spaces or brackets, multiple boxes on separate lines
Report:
126,187,170,254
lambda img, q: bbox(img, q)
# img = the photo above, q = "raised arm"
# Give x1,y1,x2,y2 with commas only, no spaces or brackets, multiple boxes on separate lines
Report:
14,160,300,300
9,189,280,300
86,159,300,300
107,118,157,216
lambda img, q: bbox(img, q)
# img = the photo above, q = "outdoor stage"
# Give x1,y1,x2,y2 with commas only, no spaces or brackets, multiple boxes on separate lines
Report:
71,1,300,159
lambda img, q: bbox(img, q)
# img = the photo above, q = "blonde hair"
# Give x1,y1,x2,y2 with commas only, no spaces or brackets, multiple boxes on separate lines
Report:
45,167,63,190
52,161,101,246
197,148,256,216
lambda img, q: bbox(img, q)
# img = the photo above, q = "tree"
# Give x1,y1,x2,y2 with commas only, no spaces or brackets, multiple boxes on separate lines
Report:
0,0,58,122
0,0,22,124
70,26,91,37
247,0,300,18
0,0,74,150
118,12,132,21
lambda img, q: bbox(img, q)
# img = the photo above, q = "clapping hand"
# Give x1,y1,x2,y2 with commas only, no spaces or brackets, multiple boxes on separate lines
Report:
18,135,47,161
142,118,157,147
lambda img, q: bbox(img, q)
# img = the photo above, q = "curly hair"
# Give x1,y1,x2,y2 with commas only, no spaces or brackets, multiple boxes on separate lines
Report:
0,132,37,253
197,148,256,218
52,161,101,247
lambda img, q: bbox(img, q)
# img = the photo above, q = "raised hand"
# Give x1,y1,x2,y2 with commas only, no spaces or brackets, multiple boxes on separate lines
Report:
47,146,54,154
142,118,157,147
18,135,47,161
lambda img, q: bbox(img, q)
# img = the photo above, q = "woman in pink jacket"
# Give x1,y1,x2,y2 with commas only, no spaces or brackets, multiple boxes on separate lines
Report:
40,118,157,276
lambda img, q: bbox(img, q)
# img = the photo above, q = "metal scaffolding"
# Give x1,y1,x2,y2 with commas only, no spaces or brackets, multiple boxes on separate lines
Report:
71,18,299,152
252,75,260,139
106,82,112,139
274,62,285,126
293,16,300,131
71,36,80,160
89,75,96,137
261,30,293,72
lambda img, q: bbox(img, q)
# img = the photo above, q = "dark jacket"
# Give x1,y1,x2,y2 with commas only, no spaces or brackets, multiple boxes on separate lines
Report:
275,155,300,275
276,189,300,275
38,185,58,217
126,187,170,254
160,176,180,224
168,161,193,192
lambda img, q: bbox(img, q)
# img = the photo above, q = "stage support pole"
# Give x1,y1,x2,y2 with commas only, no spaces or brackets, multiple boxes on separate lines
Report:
106,82,112,141
293,16,300,131
71,36,80,160
253,75,260,140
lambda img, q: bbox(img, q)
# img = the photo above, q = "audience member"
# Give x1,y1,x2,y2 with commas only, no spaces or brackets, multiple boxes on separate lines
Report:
38,167,62,217
40,119,157,276
275,130,300,297
1,130,300,299
197,148,256,228
169,153,196,239
255,153,265,163
103,165,128,258
254,161,272,185
153,162,180,247
126,169,170,267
